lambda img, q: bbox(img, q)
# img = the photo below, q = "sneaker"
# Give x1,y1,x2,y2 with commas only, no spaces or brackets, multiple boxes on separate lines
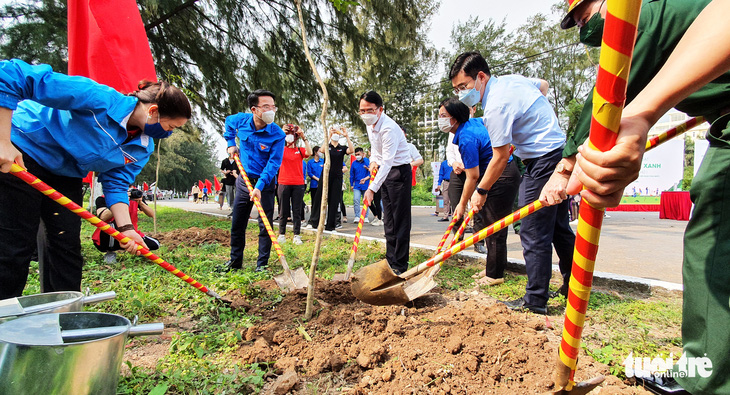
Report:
103,251,117,264
501,297,547,315
216,260,241,273
336,224,343,229
305,223,313,229
364,217,370,223
277,234,286,244
604,213,611,218
371,219,383,226
549,283,569,299
343,217,348,223
473,244,487,254
293,235,303,245
438,217,450,222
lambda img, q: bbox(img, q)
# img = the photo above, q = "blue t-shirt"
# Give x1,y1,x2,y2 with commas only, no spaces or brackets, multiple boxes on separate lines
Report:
306,158,324,188
453,118,512,176
350,157,371,191
223,113,285,191
438,159,452,184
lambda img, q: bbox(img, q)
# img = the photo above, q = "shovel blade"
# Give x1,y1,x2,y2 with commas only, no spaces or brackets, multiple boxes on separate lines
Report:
332,257,356,282
351,259,410,306
274,268,308,293
550,375,605,395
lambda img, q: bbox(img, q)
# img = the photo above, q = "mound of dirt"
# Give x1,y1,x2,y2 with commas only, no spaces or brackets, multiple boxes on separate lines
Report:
154,226,230,249
229,280,649,394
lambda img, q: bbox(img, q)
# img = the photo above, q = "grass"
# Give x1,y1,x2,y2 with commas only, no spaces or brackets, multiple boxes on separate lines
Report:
21,207,682,391
619,196,661,204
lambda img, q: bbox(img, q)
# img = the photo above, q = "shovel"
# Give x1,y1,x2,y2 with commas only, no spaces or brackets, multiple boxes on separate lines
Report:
232,155,308,292
352,202,542,305
332,198,369,282
9,164,227,303
420,207,477,283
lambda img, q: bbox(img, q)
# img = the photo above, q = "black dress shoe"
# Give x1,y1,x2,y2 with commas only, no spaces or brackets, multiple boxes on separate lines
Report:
438,217,450,222
255,265,268,273
217,260,241,273
549,283,569,298
474,244,487,254
501,297,547,315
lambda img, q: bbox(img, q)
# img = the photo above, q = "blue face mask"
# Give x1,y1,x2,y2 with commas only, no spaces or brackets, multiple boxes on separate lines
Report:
144,112,173,139
457,77,482,108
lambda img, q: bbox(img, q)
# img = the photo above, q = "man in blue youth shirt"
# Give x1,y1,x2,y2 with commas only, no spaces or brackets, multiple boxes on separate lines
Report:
350,147,371,222
450,52,575,314
220,90,285,272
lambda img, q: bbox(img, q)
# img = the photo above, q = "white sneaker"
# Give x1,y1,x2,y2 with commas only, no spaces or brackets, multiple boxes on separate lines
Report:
343,217,348,223
364,217,370,223
277,234,286,244
293,235,303,245
305,224,313,229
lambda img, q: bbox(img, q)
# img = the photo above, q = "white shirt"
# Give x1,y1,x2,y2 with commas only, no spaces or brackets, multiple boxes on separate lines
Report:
367,112,411,192
446,132,463,167
407,143,422,163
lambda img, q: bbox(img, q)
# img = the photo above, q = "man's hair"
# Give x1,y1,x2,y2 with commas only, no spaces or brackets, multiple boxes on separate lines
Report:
355,147,364,153
359,90,383,107
248,89,276,108
312,145,320,154
439,97,470,125
449,51,491,80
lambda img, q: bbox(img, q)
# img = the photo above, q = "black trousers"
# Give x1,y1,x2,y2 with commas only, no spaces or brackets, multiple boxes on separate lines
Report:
381,164,412,274
325,174,343,230
519,148,575,307
0,152,83,299
448,171,485,247
483,160,521,279
278,184,305,235
369,190,382,219
230,175,276,269
308,185,323,227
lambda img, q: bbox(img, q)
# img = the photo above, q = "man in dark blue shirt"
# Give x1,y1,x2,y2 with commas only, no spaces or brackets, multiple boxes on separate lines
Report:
350,147,371,222
220,89,285,272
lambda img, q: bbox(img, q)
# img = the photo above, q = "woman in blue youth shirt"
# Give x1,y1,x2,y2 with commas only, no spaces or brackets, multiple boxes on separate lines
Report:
0,59,191,299
438,97,520,286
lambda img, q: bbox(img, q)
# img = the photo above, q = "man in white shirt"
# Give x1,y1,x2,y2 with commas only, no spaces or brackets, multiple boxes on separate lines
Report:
360,91,413,275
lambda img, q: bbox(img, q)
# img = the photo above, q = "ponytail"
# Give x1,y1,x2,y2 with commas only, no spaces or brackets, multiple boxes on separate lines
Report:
129,80,192,119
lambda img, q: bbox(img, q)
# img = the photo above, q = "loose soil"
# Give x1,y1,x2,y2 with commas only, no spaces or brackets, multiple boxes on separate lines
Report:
224,279,649,394
154,226,231,249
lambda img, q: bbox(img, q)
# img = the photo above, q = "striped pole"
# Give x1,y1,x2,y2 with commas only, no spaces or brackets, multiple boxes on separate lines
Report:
556,0,642,390
9,164,222,300
342,169,377,280
232,155,297,279
399,201,543,278
645,116,704,150
435,216,459,254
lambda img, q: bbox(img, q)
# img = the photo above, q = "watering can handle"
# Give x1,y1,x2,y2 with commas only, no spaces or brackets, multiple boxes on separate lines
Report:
128,323,164,337
82,291,117,305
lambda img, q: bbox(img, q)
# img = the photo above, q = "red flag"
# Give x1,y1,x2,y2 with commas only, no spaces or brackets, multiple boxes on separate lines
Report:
214,176,221,192
82,171,94,184
205,179,213,191
143,181,150,191
68,0,157,91
198,180,204,190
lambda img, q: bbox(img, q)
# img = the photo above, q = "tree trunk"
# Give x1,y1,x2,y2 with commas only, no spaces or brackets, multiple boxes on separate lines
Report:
296,0,330,320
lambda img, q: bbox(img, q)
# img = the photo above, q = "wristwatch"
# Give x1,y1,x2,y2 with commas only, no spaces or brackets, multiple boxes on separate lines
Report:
476,187,489,196
555,162,573,176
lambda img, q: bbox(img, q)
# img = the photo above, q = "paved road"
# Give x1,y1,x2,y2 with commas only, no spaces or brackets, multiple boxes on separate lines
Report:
156,199,686,286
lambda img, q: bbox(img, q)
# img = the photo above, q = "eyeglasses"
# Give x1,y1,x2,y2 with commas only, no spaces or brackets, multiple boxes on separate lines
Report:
255,105,277,111
358,107,379,115
452,80,475,95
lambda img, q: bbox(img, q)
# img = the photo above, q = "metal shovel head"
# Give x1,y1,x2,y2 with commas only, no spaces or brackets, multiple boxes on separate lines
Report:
274,267,308,293
332,257,356,282
351,259,410,306
549,375,605,395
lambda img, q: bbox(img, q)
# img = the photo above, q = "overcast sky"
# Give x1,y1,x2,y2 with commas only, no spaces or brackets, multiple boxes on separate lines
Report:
427,0,559,51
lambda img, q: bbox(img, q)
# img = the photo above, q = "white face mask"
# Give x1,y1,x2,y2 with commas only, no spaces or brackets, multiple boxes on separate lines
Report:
285,134,295,143
355,155,363,161
261,110,275,125
361,113,378,126
438,117,454,133
331,134,340,144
